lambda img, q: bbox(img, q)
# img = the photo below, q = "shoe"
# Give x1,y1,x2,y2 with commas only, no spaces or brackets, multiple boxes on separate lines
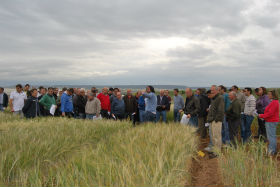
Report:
204,146,212,152
209,153,218,159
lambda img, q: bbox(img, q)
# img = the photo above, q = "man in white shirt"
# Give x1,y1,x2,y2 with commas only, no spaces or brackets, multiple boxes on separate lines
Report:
9,84,27,117
242,87,256,143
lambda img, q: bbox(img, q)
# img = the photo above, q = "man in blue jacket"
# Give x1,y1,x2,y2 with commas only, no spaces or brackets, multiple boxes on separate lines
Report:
61,88,74,117
142,85,157,123
111,91,125,120
0,87,9,112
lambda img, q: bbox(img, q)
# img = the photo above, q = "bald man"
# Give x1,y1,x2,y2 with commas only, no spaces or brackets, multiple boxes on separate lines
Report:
123,89,137,124
206,85,225,154
226,91,242,147
180,88,200,127
97,87,111,119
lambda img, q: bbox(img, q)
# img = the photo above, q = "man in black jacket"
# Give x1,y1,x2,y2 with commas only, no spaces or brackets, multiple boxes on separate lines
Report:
180,88,200,127
0,87,9,112
196,88,210,138
75,88,87,119
123,89,137,124
156,90,169,123
22,88,40,118
226,91,242,147
206,85,225,154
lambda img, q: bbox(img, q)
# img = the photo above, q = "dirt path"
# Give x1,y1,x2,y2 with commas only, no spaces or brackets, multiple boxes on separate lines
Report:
187,138,224,187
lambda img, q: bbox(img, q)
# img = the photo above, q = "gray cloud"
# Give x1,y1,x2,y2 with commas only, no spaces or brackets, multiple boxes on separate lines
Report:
0,0,280,87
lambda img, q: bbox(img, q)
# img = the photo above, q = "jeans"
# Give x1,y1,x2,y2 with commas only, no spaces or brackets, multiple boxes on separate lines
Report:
139,110,145,123
222,116,230,144
173,109,181,122
114,113,125,120
125,112,136,125
208,124,213,147
240,113,245,140
228,119,241,147
144,111,156,123
156,110,167,123
100,109,110,119
198,116,207,138
258,118,267,139
86,114,96,119
13,110,24,118
265,122,278,154
0,104,4,112
76,113,85,119
65,112,74,118
189,116,198,127
242,115,254,143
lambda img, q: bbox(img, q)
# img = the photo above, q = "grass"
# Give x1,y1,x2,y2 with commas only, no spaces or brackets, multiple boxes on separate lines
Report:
218,116,280,187
219,141,280,187
0,113,197,187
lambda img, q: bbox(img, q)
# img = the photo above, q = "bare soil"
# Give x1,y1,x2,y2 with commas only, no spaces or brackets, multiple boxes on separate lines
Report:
187,138,224,187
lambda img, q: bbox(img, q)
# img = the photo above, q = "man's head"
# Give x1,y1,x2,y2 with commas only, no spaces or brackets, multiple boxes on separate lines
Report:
136,90,142,97
127,89,132,96
255,88,259,96
88,93,94,100
53,88,59,95
173,88,179,96
210,85,219,96
185,88,193,98
80,88,85,96
91,87,96,93
75,88,81,96
160,89,165,96
92,89,97,97
218,85,227,94
207,90,214,99
30,88,38,98
108,87,114,95
24,84,30,91
146,86,155,93
164,90,169,96
67,88,74,96
102,87,108,95
228,91,237,101
0,87,4,94
47,87,54,95
244,87,252,96
117,92,122,100
16,84,23,93
231,85,239,92
113,88,119,96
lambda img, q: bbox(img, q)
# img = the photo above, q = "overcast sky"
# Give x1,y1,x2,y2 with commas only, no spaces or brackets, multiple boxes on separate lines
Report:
1,0,280,87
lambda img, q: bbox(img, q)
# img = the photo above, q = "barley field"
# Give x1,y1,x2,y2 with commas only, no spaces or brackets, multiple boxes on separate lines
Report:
0,113,197,187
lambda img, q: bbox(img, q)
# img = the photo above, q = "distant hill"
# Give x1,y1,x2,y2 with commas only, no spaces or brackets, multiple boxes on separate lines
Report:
21,85,192,90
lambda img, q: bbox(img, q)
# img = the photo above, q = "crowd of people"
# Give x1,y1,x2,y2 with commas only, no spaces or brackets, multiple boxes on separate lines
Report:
0,84,279,157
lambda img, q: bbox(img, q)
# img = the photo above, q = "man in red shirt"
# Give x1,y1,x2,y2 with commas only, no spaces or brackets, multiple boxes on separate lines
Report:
97,87,111,119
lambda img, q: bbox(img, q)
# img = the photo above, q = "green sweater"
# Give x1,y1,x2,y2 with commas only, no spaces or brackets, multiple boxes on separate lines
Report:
226,99,242,121
39,94,56,110
207,94,225,123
